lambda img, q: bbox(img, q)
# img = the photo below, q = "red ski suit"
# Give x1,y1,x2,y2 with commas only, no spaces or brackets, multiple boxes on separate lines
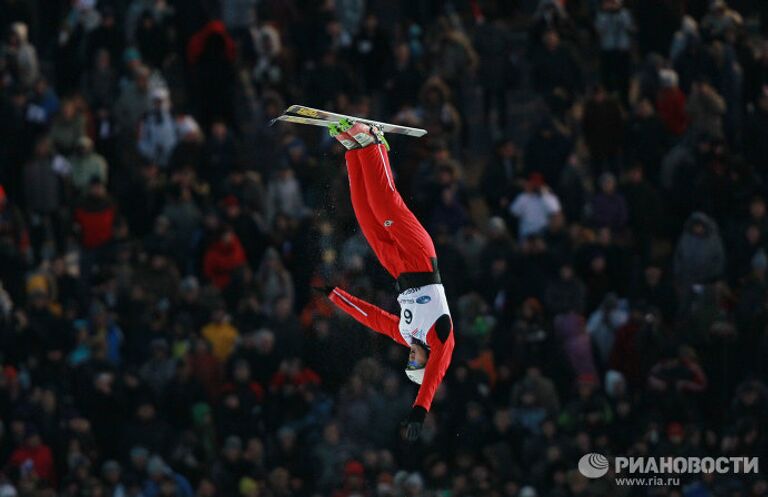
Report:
328,144,455,411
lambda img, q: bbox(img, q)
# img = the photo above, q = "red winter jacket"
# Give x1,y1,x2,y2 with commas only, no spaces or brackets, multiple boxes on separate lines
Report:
329,287,454,411
187,21,236,65
74,197,115,249
9,444,56,484
203,235,247,289
657,87,689,136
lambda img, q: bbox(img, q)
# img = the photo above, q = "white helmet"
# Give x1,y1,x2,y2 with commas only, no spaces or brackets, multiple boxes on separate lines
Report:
405,367,425,385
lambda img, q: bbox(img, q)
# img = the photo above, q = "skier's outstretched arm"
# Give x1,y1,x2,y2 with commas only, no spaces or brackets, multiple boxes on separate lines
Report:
327,287,408,347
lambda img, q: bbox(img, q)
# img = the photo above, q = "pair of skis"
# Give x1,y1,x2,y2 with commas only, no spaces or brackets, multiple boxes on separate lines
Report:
270,105,427,138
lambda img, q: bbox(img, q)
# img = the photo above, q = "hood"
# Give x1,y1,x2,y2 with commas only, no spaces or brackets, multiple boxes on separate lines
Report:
683,211,718,238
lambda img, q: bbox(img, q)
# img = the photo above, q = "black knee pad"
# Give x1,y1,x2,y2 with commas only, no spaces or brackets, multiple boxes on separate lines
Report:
434,314,452,343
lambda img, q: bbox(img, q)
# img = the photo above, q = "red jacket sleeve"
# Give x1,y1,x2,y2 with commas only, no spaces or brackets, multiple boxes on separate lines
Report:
414,318,455,411
328,287,408,347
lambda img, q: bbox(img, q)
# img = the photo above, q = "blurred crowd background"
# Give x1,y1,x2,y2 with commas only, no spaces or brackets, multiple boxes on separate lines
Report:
1,0,768,496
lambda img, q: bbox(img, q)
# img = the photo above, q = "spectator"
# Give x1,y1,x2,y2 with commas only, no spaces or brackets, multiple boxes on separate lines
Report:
74,178,116,251
22,137,65,251
7,22,39,90
384,42,423,114
201,307,240,362
135,11,169,70
352,14,390,93
531,29,582,96
555,312,599,383
647,346,708,421
582,86,625,172
670,16,700,65
594,0,635,98
140,339,177,397
474,17,515,128
510,173,562,240
744,86,768,174
203,227,247,290
137,87,177,168
114,65,152,134
49,98,86,157
700,0,743,41
686,79,727,139
266,165,306,225
417,77,462,145
674,212,726,287
544,263,587,315
586,294,629,368
656,68,689,136
587,172,628,234
256,248,294,316
71,137,109,194
83,49,119,108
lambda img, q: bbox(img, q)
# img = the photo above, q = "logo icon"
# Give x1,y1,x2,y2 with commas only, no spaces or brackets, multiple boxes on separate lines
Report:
579,453,610,479
296,107,319,118
416,296,432,304
384,220,393,227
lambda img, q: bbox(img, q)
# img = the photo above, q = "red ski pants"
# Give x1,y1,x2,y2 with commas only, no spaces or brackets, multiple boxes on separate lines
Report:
345,144,436,279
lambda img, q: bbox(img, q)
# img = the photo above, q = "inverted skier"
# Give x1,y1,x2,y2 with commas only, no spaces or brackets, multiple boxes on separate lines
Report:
321,118,455,441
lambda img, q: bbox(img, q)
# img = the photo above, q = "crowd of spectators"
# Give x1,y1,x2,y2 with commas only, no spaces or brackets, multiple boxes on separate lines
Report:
1,0,768,496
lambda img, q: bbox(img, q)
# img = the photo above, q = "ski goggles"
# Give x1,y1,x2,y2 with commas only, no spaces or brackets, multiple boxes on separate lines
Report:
407,360,424,370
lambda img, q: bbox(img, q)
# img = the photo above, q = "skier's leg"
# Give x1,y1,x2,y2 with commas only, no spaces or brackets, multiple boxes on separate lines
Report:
345,150,405,278
349,143,436,275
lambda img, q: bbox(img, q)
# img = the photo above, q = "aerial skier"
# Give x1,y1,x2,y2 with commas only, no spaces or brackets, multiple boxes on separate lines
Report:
321,119,455,442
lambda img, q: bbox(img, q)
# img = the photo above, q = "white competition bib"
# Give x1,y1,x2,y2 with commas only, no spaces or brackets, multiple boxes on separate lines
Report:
397,284,451,346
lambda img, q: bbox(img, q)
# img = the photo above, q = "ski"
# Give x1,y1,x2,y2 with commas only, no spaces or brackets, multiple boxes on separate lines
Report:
270,105,428,137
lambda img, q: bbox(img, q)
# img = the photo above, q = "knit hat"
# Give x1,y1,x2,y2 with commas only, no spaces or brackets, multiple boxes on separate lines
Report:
191,402,211,426
519,487,538,497
239,478,258,496
344,460,365,476
659,69,679,88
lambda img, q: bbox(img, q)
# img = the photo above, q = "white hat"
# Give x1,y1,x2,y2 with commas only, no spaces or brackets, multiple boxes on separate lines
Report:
151,87,169,101
11,23,28,42
404,473,424,490
519,487,538,497
659,69,679,88
0,484,18,497
405,367,425,385
176,115,201,138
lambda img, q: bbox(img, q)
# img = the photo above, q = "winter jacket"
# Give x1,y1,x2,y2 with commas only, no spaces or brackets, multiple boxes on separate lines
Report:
657,87,689,136
554,312,598,378
595,8,635,51
23,158,61,214
686,88,726,139
510,190,562,239
138,110,178,167
202,321,239,361
71,152,108,193
588,192,628,232
203,236,247,289
674,212,726,286
50,115,86,156
74,195,116,249
9,444,55,484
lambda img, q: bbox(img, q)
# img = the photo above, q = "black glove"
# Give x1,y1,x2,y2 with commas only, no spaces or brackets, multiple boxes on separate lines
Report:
402,406,427,442
311,286,335,297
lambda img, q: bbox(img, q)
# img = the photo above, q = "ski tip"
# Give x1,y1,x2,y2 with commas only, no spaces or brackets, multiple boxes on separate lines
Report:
268,118,278,127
